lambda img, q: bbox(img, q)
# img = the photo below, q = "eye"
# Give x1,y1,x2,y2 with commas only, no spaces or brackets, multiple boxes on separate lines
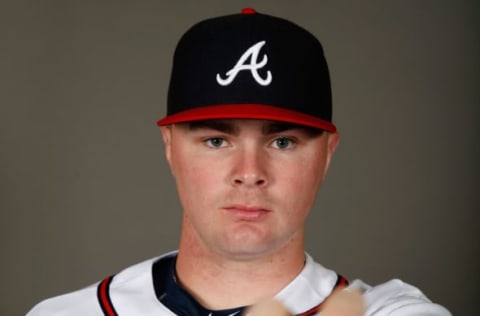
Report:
203,137,227,148
271,137,296,150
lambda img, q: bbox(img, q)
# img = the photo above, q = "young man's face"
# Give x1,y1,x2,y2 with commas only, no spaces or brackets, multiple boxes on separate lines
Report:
161,119,339,260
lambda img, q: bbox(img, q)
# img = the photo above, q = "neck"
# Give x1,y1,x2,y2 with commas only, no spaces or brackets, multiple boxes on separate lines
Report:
175,227,306,310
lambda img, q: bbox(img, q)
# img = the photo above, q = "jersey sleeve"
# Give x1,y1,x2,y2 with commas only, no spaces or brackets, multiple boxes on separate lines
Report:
26,283,103,316
350,279,451,316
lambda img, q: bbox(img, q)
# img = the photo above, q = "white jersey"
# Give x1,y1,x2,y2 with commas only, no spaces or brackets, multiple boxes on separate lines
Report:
27,251,450,316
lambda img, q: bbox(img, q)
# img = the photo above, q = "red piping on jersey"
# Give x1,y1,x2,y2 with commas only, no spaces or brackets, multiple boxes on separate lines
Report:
97,275,118,316
97,273,347,316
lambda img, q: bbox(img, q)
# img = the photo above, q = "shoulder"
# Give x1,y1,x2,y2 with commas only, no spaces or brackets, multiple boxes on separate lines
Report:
352,279,452,316
26,283,100,316
27,252,176,316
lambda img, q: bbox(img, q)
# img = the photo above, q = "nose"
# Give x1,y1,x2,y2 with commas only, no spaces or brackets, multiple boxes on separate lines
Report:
232,146,268,188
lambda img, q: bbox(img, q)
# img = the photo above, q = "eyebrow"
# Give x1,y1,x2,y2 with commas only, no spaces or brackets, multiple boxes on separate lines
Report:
186,120,323,136
264,122,324,137
187,120,239,135
264,122,303,134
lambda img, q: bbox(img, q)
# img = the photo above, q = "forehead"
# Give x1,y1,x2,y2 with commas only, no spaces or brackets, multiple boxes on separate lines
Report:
181,119,324,136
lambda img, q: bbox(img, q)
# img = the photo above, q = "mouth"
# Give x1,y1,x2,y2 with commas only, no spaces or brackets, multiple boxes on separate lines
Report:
223,205,271,221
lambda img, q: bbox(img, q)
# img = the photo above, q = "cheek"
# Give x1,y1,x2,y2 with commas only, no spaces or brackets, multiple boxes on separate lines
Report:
288,152,326,187
281,153,327,211
171,150,222,207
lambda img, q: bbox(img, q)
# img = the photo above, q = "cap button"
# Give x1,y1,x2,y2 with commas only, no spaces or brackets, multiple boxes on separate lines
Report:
242,8,256,15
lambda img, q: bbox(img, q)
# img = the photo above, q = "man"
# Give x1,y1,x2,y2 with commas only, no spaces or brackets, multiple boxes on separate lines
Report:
28,8,451,316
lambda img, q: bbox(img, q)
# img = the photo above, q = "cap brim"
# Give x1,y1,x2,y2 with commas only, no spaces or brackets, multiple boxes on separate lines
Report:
157,104,336,132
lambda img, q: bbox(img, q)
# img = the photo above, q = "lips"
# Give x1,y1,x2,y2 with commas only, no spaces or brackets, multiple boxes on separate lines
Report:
223,205,271,221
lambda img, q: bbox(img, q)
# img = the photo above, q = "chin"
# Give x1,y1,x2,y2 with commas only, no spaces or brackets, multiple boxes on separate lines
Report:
219,238,284,260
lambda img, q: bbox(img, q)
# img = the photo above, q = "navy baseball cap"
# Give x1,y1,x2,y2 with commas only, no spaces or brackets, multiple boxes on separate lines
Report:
157,8,336,132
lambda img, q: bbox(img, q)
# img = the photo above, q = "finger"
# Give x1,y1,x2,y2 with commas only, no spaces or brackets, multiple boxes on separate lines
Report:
243,298,292,316
322,289,365,316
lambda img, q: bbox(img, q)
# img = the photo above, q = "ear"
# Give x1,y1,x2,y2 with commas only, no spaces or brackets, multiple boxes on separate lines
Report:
160,125,173,168
323,131,340,175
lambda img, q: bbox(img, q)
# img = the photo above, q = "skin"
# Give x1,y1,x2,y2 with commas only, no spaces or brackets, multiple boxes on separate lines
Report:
245,289,364,316
160,119,339,310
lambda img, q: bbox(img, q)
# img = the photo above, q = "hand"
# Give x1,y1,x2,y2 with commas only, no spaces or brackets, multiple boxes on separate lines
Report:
322,289,364,316
243,298,291,316
244,289,364,316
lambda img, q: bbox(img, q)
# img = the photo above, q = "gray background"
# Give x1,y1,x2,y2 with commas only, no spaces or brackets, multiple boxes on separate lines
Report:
1,1,478,315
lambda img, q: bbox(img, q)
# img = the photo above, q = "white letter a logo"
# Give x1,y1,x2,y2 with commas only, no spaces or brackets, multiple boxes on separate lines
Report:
216,41,272,86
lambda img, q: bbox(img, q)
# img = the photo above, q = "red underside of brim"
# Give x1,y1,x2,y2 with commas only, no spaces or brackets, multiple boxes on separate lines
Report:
157,104,336,132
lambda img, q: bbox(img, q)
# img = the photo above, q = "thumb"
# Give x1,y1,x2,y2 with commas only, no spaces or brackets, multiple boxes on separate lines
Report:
322,289,365,316
243,298,291,316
